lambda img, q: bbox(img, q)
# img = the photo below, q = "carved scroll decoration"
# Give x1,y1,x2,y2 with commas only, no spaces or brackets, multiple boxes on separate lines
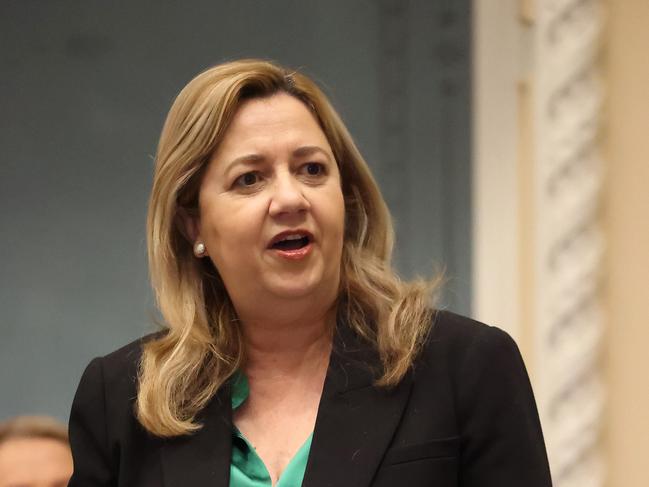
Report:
533,0,605,485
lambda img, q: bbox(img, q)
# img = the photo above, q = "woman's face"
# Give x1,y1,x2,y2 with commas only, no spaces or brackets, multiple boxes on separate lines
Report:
193,93,345,313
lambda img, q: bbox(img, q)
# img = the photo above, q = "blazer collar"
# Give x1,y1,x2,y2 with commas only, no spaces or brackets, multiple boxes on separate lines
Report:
160,322,414,487
160,383,233,487
303,323,414,487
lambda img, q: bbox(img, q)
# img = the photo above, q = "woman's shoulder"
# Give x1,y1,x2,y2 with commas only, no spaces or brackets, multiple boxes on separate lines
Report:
416,311,551,483
100,331,162,370
427,309,517,348
420,309,525,374
75,331,165,402
68,332,172,484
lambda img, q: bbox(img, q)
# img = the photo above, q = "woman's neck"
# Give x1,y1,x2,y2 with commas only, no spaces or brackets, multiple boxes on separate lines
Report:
239,306,335,380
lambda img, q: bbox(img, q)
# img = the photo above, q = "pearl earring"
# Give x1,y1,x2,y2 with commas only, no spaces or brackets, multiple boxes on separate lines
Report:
193,241,206,257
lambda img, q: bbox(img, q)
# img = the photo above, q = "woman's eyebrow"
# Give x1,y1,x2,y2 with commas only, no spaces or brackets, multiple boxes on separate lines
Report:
292,145,332,161
222,154,265,178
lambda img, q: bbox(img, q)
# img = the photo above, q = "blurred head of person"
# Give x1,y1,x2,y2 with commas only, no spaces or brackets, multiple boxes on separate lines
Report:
0,415,72,487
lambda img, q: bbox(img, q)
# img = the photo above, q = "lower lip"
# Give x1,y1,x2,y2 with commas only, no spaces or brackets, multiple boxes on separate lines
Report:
271,242,313,260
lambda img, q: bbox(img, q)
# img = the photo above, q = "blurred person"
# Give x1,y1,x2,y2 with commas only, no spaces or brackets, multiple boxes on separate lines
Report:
68,59,552,486
0,415,72,487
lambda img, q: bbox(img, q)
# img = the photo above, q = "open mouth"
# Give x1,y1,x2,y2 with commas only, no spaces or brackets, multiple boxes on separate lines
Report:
270,234,311,251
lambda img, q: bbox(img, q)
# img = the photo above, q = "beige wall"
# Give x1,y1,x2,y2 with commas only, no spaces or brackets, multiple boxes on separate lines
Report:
474,1,649,483
604,1,649,485
472,0,522,341
474,0,649,483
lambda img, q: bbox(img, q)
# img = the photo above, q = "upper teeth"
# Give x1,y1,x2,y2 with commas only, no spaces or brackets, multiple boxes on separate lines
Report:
281,234,304,241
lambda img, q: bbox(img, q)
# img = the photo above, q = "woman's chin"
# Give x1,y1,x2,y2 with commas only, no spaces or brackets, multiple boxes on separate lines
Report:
266,281,321,300
261,273,335,302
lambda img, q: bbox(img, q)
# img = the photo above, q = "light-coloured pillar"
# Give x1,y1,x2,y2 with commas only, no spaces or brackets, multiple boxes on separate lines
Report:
473,1,606,485
604,1,649,485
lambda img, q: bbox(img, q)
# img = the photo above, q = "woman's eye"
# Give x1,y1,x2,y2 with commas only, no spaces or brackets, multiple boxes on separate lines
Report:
234,172,260,187
304,162,325,177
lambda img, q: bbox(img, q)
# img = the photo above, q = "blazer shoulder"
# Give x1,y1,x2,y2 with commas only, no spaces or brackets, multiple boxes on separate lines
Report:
98,331,165,381
70,331,166,437
424,312,552,485
427,309,516,355
419,309,528,393
68,331,168,486
74,331,165,409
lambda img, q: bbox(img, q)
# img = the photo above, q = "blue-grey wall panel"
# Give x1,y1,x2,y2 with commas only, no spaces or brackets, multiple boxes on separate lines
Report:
0,0,471,421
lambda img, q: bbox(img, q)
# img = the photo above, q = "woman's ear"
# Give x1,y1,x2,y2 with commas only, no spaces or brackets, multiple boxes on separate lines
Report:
177,208,208,257
176,207,201,243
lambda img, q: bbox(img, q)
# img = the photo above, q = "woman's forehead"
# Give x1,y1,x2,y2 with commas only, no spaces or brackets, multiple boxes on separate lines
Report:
210,94,333,166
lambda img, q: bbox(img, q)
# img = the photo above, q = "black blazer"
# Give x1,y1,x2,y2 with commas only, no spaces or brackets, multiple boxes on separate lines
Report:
68,311,552,486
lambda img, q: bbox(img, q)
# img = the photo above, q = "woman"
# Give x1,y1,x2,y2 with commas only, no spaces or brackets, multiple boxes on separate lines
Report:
68,59,552,487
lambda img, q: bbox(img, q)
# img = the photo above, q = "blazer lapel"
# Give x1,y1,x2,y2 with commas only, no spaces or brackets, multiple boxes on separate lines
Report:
160,384,233,487
303,324,414,487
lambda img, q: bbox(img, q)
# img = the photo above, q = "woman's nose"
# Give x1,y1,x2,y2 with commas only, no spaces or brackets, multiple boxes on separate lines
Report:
268,172,310,217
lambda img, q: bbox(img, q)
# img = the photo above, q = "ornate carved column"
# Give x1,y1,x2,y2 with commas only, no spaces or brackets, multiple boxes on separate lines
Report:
532,0,605,485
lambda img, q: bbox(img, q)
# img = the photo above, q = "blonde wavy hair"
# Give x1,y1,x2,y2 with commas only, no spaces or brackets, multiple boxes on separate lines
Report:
139,59,438,437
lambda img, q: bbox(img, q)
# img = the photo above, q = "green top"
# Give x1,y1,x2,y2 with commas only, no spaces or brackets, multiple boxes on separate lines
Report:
230,372,313,487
